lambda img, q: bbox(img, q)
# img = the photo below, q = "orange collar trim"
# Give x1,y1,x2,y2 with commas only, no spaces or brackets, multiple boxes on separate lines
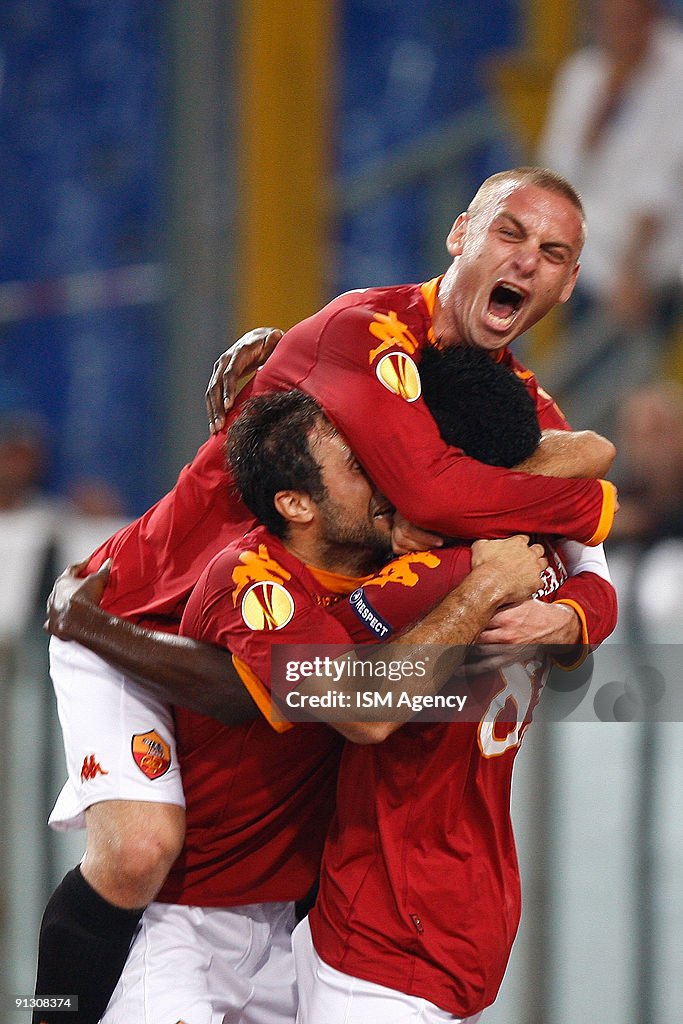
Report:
306,564,371,596
420,277,442,347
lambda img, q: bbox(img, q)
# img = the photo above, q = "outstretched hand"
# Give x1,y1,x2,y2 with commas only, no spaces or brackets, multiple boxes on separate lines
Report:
205,327,284,433
46,559,111,639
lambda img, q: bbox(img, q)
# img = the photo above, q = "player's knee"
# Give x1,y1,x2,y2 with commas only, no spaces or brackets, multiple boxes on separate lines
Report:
84,803,185,906
115,819,185,882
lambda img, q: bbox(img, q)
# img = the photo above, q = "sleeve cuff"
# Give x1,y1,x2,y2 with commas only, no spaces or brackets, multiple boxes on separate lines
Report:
232,654,292,733
551,598,590,669
587,480,618,545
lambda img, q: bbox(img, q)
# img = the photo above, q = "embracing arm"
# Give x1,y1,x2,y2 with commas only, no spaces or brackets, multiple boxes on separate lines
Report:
205,328,283,432
515,429,616,480
47,563,259,725
301,535,548,744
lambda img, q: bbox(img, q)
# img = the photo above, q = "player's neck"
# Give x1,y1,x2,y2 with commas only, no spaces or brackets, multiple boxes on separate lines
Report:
283,532,383,579
433,264,465,346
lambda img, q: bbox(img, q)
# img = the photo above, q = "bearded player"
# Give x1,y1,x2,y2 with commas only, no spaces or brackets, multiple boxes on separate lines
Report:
35,168,617,1022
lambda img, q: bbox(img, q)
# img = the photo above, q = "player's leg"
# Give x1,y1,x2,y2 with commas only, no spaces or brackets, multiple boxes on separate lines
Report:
101,901,298,1024
99,903,215,1024
82,799,185,907
229,901,298,1024
33,638,186,1024
293,917,482,1024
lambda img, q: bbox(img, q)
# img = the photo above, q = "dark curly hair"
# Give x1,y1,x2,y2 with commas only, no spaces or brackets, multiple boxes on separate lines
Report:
418,346,541,467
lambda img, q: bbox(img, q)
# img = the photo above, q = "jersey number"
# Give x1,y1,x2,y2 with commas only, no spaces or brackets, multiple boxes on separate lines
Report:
478,658,550,758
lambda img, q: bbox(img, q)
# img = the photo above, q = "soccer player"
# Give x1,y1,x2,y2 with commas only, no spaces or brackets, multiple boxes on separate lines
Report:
35,167,616,1021
45,351,615,1024
96,384,548,1023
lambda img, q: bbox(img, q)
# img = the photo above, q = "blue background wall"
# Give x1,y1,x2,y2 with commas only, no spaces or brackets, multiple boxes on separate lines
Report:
0,0,166,513
0,0,517,514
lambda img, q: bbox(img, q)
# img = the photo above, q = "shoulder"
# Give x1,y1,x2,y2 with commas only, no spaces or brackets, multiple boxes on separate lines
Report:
288,283,430,340
201,527,311,605
182,527,321,640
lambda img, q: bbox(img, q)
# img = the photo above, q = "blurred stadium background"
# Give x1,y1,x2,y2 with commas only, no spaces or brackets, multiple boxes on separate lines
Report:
0,1,681,1021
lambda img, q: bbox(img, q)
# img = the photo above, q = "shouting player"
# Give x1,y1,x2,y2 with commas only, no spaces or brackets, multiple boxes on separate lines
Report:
35,168,617,1022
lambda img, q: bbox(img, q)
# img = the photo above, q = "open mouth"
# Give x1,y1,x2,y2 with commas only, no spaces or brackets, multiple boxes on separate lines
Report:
487,283,526,328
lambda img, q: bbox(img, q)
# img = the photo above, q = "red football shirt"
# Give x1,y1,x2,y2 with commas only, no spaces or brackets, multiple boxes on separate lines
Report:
156,525,359,908
254,279,616,544
155,524,608,1012
310,542,568,1017
84,279,615,628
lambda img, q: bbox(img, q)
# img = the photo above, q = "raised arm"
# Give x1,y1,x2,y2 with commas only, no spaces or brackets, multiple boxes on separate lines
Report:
47,563,259,725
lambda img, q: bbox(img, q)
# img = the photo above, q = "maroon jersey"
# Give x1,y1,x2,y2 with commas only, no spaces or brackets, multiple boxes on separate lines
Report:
309,690,545,1018
333,541,616,647
156,525,602,1013
156,526,359,908
310,542,571,1017
254,279,616,544
84,278,615,629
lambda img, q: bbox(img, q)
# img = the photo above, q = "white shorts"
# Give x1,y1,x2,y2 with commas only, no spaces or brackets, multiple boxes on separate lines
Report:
101,900,297,1024
293,917,482,1024
48,636,185,831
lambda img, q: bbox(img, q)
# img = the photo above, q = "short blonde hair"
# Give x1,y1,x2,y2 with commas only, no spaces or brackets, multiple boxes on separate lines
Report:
468,167,587,248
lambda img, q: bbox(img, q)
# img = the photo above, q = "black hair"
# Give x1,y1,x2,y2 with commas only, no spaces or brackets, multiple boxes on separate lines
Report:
227,390,331,537
419,346,541,467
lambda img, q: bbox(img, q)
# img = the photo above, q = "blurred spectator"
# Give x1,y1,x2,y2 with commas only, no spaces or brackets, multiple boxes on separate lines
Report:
607,380,683,641
0,410,130,642
538,0,683,347
610,380,683,544
0,412,57,641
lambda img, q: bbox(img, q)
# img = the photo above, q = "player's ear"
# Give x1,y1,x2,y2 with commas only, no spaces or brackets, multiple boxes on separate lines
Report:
274,490,315,525
446,213,468,257
559,260,580,304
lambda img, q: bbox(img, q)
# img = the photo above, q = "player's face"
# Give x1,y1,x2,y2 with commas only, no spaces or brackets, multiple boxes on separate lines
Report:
442,183,583,351
311,428,394,572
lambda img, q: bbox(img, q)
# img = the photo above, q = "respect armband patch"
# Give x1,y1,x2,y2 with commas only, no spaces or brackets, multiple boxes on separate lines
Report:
349,588,393,639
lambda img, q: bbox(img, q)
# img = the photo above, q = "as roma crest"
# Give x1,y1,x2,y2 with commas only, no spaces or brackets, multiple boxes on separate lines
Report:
241,581,295,631
375,352,421,402
131,729,171,780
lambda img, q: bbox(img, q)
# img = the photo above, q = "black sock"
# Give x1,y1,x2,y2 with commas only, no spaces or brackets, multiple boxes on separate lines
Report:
33,865,144,1024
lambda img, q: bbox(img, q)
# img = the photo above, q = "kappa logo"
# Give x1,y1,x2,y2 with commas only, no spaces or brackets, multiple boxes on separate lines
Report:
80,754,109,782
131,730,171,780
241,580,295,631
532,541,568,599
364,550,442,589
375,352,421,402
232,544,292,604
368,310,420,363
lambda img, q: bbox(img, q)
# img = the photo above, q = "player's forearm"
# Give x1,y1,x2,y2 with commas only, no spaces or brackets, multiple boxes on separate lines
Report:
52,598,258,724
515,430,616,479
308,563,522,743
